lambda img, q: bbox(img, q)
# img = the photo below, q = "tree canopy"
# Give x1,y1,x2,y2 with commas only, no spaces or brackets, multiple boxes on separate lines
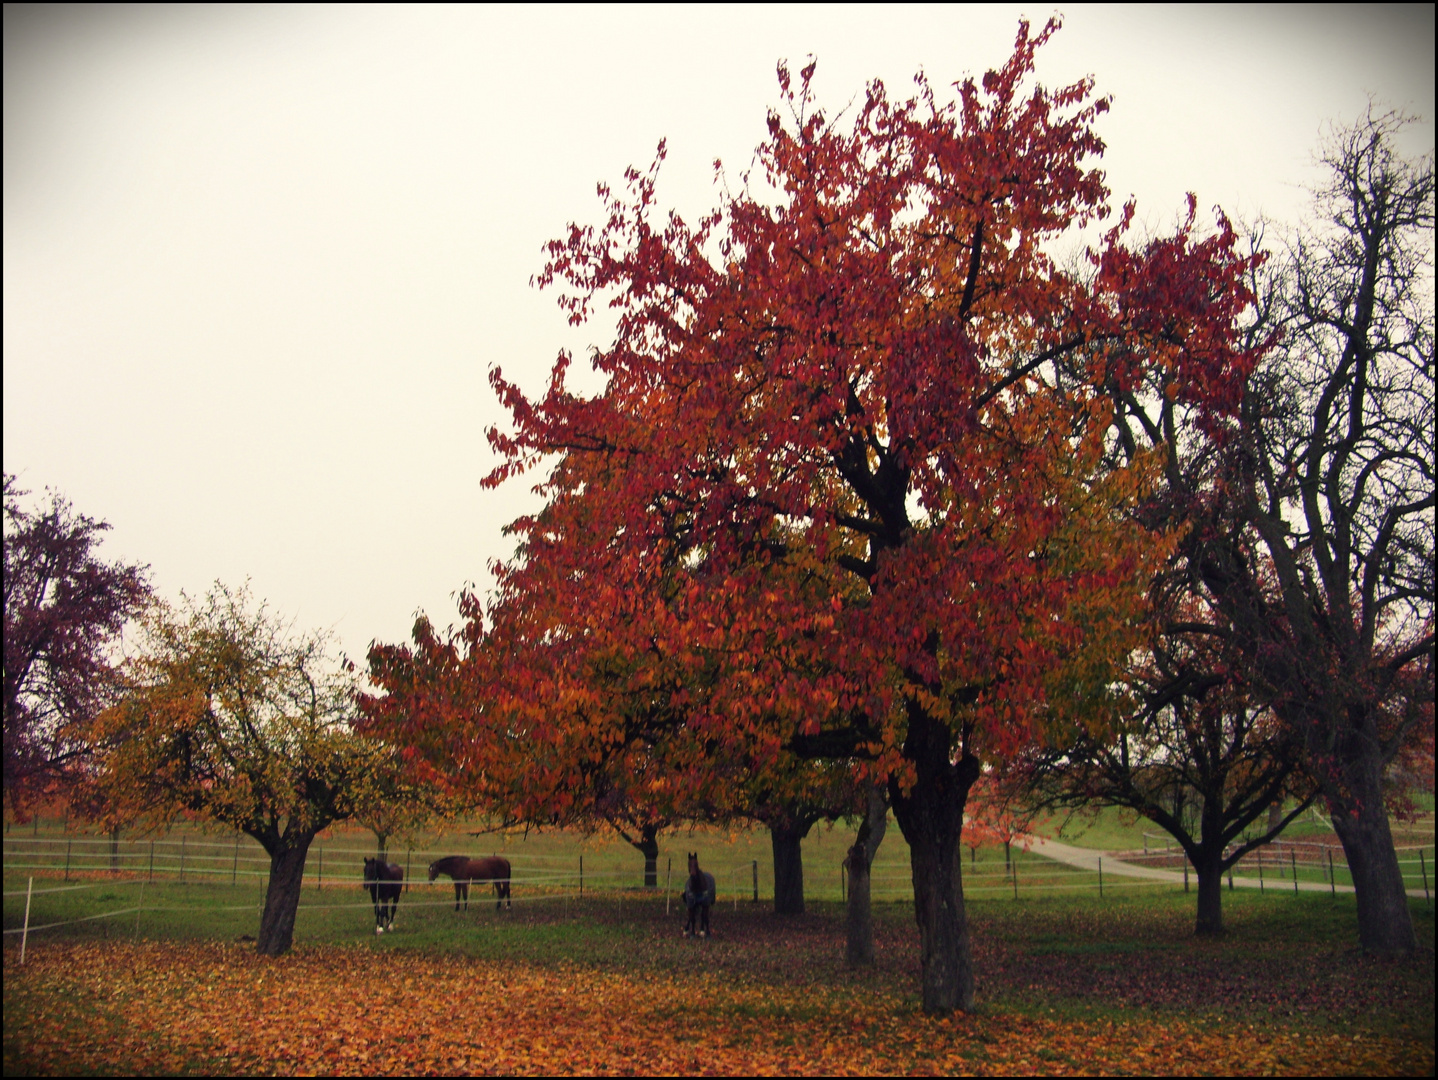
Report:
89,582,403,955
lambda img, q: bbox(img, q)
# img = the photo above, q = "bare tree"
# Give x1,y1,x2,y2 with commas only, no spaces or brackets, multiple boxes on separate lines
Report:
1028,620,1318,935
1088,110,1432,954
1233,108,1434,954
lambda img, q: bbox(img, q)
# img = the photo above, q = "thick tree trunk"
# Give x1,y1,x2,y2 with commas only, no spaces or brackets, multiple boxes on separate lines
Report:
771,819,813,915
1192,795,1227,936
256,833,316,956
846,785,888,966
1193,847,1226,935
890,706,981,1014
634,824,660,888
613,820,664,888
845,841,873,961
1329,765,1417,956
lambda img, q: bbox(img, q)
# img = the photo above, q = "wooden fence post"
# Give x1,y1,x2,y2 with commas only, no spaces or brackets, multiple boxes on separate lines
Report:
19,880,33,972
1291,850,1298,894
20,877,34,965
752,860,758,903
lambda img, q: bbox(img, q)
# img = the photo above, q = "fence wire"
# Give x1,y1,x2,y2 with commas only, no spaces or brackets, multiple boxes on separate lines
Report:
6,831,1432,955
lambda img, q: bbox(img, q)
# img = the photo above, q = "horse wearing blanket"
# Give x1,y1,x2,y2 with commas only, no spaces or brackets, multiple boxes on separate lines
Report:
362,857,403,934
682,852,715,938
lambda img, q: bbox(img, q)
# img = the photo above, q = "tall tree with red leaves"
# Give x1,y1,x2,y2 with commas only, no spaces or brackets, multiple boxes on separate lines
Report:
479,21,1265,1012
375,21,1266,1014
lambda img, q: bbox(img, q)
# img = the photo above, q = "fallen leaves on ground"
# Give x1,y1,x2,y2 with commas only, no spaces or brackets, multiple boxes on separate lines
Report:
5,940,1432,1076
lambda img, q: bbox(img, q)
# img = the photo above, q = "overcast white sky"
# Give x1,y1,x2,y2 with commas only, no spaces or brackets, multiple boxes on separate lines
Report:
4,3,1434,663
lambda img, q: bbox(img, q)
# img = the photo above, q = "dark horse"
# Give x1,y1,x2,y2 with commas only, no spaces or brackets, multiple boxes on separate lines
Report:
682,853,716,938
362,856,403,934
428,855,512,911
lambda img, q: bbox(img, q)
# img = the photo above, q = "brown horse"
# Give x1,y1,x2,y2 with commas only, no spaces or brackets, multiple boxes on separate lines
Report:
682,853,715,938
428,855,512,911
362,857,403,934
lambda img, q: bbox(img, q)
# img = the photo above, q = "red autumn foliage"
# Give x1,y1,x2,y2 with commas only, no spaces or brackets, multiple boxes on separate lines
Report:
365,19,1267,1014
3,474,151,819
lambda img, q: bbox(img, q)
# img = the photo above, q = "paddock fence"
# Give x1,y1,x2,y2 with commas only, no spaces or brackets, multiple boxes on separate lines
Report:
5,831,1432,964
1123,832,1434,897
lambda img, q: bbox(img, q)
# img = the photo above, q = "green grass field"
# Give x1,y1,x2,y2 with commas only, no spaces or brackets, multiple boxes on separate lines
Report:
5,801,1433,914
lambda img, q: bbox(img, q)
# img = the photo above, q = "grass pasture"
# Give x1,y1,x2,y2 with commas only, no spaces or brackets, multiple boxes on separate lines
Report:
4,821,1434,1076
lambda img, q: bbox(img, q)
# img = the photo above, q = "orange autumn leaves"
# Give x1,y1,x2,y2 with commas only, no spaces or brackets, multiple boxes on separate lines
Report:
6,941,1431,1076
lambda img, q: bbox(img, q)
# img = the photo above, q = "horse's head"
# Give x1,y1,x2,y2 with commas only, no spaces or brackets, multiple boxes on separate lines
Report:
362,856,377,887
687,852,700,878
427,860,440,882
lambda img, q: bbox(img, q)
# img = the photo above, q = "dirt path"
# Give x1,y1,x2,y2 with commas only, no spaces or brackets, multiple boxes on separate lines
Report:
1018,833,1436,897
